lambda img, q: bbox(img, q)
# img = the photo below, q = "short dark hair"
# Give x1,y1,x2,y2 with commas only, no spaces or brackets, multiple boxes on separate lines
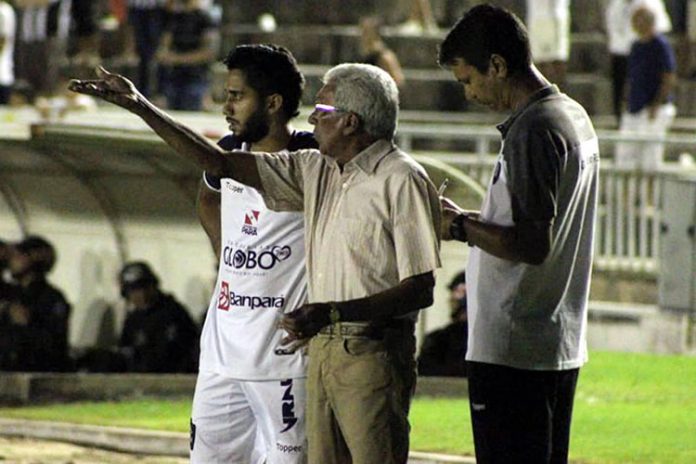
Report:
223,44,304,120
438,4,531,76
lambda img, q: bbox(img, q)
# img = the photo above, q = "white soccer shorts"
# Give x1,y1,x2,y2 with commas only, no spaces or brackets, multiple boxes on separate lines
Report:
190,371,307,464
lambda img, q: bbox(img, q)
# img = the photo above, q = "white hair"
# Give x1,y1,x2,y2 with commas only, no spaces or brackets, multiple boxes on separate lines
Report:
323,63,399,140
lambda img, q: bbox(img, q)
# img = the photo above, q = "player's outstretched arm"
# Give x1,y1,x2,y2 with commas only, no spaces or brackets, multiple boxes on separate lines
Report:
69,67,262,189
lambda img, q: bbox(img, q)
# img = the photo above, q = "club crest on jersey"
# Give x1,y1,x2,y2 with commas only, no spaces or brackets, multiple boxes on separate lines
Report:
280,379,298,433
242,210,260,236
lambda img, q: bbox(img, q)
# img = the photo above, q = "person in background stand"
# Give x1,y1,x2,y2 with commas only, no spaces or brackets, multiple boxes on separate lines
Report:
157,0,218,111
605,0,671,124
118,261,199,373
0,0,15,105
417,270,468,377
359,16,405,88
526,0,570,87
614,5,676,170
127,0,167,97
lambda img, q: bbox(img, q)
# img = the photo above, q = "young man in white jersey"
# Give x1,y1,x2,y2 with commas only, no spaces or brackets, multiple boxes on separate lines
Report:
192,44,316,463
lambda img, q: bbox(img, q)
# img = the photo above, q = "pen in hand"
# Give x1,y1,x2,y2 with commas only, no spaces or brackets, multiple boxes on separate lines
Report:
438,178,449,196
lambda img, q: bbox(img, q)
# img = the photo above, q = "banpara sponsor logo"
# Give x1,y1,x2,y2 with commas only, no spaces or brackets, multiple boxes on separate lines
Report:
217,282,286,311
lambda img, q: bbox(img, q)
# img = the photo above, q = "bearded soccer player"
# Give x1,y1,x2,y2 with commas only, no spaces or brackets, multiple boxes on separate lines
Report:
193,44,316,463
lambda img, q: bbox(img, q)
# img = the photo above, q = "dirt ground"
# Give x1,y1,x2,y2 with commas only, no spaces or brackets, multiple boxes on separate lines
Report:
0,436,188,464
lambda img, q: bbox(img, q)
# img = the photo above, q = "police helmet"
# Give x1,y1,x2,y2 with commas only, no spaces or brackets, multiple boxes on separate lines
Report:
15,235,57,274
119,261,159,297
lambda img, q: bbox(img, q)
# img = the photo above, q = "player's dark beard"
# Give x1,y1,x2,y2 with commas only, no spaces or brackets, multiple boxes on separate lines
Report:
238,106,270,144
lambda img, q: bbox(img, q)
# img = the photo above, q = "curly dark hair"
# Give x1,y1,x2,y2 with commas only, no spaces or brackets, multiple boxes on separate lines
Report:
223,44,305,120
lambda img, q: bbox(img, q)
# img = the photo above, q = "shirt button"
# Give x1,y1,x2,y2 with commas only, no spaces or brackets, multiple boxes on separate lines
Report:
342,182,348,189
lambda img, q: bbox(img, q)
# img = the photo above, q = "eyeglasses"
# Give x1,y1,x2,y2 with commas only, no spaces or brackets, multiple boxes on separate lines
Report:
313,103,346,114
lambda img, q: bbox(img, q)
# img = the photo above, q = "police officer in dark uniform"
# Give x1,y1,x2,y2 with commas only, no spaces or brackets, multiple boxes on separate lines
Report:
118,261,199,373
0,239,21,370
3,236,72,372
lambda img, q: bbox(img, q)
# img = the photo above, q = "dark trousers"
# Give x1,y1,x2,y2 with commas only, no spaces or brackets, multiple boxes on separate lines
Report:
128,7,166,97
165,70,209,111
0,85,11,105
467,362,580,464
610,54,628,122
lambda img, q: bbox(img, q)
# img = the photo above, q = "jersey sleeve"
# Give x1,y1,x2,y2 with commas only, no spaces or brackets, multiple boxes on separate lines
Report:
507,129,561,224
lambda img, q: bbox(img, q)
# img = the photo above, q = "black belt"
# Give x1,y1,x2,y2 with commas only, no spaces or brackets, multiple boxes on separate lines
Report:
318,319,414,338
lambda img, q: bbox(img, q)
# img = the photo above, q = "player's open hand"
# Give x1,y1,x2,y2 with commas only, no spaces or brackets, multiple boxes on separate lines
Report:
68,66,142,111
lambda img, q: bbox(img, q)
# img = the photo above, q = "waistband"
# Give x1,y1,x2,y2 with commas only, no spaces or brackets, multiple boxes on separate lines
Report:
317,319,415,339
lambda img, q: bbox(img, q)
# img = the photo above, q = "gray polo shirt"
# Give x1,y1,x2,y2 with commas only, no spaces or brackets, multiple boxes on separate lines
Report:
466,86,599,370
255,139,441,306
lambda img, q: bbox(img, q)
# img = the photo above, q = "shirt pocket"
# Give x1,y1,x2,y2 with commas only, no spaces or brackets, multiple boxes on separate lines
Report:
337,218,387,256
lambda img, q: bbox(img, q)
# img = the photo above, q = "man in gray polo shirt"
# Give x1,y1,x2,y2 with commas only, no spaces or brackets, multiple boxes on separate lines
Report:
438,5,599,464
70,62,441,463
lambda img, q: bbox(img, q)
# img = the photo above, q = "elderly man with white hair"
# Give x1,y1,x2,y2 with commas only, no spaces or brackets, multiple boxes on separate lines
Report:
70,62,441,464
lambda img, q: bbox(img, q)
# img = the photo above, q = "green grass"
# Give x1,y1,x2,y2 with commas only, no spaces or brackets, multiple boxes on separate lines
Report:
1,351,695,463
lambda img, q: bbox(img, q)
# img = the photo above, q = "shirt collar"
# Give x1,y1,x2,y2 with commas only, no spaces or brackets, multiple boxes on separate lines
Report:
496,85,559,136
346,139,395,174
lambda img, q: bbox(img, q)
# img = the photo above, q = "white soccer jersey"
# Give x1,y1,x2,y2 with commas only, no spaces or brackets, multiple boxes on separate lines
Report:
198,175,308,380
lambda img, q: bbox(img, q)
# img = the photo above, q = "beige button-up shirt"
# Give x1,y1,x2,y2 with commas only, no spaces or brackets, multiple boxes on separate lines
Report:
255,139,441,304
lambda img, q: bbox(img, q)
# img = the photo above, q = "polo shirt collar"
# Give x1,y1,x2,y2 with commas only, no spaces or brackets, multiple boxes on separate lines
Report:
496,85,559,136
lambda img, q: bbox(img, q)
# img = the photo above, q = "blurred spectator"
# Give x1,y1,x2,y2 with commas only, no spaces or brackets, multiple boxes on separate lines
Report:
398,0,437,34
157,0,218,110
127,0,167,97
118,261,198,373
359,17,405,87
14,0,71,101
670,0,696,77
526,0,570,87
69,0,101,66
2,235,72,372
605,0,671,123
615,6,677,170
0,0,15,105
0,239,18,318
417,271,468,377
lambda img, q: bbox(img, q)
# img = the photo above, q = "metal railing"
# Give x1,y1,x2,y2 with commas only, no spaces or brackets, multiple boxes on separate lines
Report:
396,125,696,274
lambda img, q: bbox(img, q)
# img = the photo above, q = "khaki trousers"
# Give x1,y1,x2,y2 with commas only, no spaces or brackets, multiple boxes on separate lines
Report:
306,323,417,464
